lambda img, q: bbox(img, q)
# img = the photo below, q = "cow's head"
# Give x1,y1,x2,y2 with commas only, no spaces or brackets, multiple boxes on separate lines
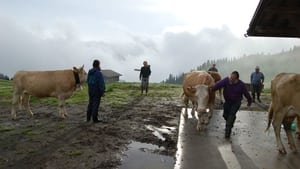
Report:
192,84,210,124
73,65,87,83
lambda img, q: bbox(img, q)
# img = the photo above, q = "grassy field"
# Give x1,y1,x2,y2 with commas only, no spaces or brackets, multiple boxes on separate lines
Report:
0,79,182,108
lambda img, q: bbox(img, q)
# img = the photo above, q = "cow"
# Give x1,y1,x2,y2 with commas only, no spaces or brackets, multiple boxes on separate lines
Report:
11,65,87,120
182,70,215,131
266,73,300,154
207,71,222,104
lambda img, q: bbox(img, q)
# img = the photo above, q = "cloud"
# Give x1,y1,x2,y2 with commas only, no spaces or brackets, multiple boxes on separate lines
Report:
1,16,300,83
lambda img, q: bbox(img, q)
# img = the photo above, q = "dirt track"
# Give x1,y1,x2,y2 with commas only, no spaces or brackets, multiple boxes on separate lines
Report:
0,95,182,169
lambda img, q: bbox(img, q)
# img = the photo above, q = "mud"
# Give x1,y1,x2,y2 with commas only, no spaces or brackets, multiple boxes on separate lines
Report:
0,91,272,169
0,95,182,169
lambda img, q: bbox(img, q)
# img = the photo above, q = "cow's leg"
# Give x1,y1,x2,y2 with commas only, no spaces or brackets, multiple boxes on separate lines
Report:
197,117,203,131
191,101,197,117
58,99,67,118
22,93,33,117
283,117,297,153
296,116,300,139
183,96,189,118
208,103,214,118
272,111,286,154
11,92,20,120
219,89,223,104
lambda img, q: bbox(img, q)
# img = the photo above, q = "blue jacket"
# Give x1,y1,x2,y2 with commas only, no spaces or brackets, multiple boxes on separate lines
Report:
250,72,264,85
87,68,105,96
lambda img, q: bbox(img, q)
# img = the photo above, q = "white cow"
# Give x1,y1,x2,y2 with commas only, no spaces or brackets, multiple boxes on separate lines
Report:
11,66,87,119
182,71,215,130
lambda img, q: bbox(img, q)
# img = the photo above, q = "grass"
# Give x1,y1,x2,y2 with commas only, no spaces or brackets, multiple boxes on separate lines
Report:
0,79,182,109
0,125,15,132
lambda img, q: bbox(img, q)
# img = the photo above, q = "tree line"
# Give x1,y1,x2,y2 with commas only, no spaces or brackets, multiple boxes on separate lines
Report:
163,45,300,86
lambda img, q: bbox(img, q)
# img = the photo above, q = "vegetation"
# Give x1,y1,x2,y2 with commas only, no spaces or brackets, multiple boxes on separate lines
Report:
0,80,182,109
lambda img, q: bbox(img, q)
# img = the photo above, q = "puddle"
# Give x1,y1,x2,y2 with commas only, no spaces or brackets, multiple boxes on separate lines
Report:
145,125,176,141
119,141,174,169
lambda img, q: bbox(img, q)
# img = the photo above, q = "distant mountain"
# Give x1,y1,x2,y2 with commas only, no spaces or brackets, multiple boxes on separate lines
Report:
163,46,300,87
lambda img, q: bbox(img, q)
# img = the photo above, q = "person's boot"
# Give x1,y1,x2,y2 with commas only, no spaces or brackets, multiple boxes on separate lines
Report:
252,93,255,103
257,93,261,103
225,116,236,138
225,128,231,139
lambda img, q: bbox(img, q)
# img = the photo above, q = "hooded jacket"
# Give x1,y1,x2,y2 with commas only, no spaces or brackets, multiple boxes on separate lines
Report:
87,67,105,96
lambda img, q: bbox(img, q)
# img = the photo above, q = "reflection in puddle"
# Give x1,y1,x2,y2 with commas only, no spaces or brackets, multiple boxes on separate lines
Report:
145,125,176,141
120,141,174,169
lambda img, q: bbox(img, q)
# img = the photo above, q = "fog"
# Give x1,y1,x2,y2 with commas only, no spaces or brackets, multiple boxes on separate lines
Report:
1,16,300,82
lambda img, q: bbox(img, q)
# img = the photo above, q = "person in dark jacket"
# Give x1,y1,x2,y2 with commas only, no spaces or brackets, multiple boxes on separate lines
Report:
212,71,252,138
208,63,218,72
86,60,106,123
139,61,151,94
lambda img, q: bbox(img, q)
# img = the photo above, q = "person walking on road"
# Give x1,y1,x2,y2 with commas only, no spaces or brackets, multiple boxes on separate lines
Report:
212,71,252,138
250,66,264,103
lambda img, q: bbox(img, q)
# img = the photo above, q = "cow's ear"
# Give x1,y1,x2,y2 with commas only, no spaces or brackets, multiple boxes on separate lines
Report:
73,66,78,72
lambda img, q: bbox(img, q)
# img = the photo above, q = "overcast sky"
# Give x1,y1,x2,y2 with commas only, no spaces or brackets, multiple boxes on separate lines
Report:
1,0,300,82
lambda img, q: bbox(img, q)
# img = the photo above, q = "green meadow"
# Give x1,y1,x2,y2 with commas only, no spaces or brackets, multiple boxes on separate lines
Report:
0,79,182,108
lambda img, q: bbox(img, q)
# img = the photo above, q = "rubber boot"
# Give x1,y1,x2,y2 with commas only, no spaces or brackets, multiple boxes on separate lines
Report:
225,116,236,138
257,93,261,103
252,93,255,103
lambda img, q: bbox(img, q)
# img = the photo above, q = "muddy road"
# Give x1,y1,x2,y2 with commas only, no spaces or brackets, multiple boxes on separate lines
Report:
0,95,182,169
1,89,296,169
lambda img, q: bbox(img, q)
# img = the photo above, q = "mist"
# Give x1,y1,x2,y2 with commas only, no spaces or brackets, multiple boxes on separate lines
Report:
1,17,300,82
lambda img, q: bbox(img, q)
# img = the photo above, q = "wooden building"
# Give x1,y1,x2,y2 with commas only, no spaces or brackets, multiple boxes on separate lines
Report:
246,0,300,38
101,69,122,83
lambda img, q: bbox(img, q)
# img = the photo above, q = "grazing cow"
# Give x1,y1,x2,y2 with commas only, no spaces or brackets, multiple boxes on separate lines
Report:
266,73,300,154
182,71,215,130
11,66,87,120
207,71,222,103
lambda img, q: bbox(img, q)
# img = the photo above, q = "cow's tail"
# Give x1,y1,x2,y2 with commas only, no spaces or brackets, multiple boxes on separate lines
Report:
265,101,274,133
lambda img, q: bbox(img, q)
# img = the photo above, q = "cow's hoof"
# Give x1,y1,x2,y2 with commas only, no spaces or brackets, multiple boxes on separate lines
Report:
289,145,298,153
278,148,287,154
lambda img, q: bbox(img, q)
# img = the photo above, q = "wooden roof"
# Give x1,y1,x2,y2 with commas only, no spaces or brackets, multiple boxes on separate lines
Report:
102,69,122,78
246,0,300,38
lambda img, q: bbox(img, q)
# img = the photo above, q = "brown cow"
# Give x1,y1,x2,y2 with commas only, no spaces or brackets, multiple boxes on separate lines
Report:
266,73,300,154
207,71,222,103
11,66,87,120
182,70,215,130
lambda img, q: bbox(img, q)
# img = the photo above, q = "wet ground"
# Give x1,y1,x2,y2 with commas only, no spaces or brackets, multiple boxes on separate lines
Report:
0,95,181,169
175,108,300,169
1,93,300,169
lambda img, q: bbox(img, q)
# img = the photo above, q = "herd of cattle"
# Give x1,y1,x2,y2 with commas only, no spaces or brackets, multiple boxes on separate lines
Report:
8,66,300,154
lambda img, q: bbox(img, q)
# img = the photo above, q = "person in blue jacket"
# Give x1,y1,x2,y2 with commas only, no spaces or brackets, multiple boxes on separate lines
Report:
86,59,106,123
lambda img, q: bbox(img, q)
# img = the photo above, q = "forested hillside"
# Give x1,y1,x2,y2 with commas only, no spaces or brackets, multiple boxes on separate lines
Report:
163,46,300,88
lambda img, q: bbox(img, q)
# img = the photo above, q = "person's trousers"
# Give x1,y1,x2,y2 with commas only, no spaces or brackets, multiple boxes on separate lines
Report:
251,84,262,100
223,100,241,134
141,77,149,93
87,95,101,122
